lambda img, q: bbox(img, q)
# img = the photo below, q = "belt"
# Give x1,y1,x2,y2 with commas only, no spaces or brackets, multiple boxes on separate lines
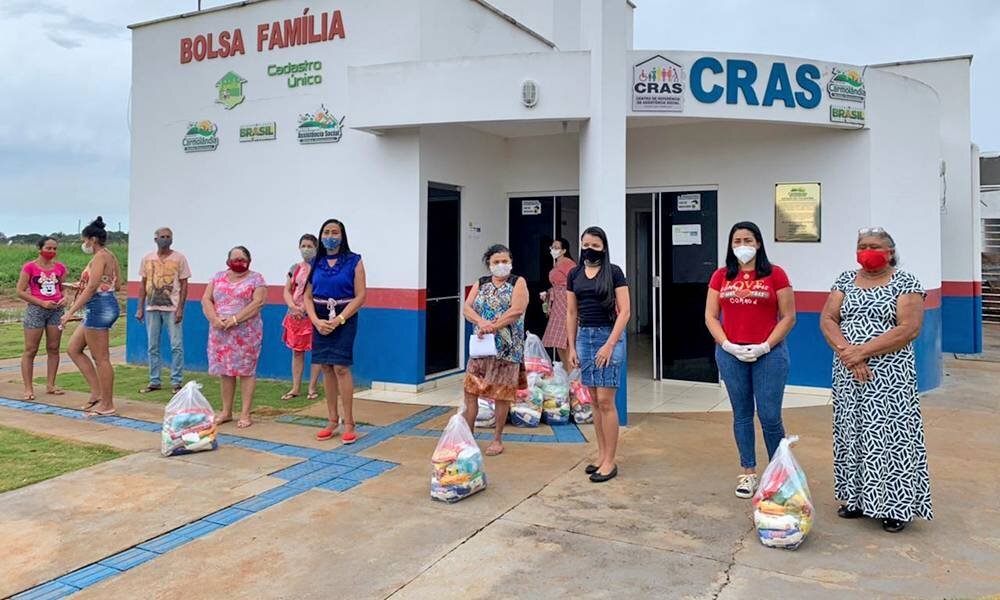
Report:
313,297,354,315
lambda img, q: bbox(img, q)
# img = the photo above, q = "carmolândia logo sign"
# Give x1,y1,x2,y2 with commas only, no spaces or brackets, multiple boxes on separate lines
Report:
827,67,865,103
183,120,219,152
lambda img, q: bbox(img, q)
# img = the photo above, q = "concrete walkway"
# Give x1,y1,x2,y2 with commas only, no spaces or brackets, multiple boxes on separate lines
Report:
1,351,998,598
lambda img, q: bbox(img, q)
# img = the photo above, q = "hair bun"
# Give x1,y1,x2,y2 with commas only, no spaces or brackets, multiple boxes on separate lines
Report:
92,216,106,229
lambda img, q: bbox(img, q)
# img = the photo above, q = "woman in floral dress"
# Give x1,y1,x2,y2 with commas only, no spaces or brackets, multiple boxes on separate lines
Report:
202,246,267,428
820,228,932,533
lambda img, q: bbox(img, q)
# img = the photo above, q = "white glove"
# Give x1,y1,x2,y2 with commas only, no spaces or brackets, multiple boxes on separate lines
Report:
722,341,757,362
745,342,771,360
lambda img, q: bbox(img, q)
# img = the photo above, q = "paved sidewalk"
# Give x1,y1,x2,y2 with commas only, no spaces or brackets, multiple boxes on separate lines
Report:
1,352,998,599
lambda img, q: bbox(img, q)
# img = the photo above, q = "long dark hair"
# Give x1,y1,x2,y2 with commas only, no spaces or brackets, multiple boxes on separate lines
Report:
553,236,575,262
82,216,108,244
579,226,616,316
311,219,353,283
724,221,773,281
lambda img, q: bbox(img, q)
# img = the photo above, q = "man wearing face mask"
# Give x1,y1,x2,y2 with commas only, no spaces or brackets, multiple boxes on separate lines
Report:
137,227,191,394
705,221,796,499
819,227,931,534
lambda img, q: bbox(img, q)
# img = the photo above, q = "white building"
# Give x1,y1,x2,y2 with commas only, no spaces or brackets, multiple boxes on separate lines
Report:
128,0,982,421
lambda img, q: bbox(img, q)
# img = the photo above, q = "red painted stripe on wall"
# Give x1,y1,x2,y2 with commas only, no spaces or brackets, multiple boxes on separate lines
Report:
127,282,426,311
941,281,982,297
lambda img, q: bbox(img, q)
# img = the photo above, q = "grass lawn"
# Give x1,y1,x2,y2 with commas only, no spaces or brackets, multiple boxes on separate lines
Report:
43,365,318,415
0,319,126,360
0,425,127,493
0,243,128,291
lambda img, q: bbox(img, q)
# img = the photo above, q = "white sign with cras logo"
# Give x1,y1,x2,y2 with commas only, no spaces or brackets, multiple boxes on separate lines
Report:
633,55,685,112
678,194,701,211
521,200,542,215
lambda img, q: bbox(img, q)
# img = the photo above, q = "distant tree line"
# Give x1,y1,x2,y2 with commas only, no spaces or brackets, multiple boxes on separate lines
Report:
2,231,129,245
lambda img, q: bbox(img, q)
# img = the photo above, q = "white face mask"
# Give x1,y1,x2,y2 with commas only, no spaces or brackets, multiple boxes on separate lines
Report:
550,248,564,260
733,245,756,265
490,263,512,278
81,242,95,255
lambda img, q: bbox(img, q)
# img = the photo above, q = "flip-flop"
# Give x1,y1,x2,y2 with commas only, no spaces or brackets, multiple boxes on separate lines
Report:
280,391,300,401
86,408,117,417
138,386,162,394
236,417,253,429
307,391,320,400
81,399,100,410
23,393,36,401
46,388,65,396
214,415,233,425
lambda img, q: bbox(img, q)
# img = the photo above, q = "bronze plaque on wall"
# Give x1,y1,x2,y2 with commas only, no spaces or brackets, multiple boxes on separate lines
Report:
775,183,821,242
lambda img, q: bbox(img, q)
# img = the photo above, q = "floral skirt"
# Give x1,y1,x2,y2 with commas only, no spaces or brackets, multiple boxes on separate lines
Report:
208,316,263,377
464,357,527,403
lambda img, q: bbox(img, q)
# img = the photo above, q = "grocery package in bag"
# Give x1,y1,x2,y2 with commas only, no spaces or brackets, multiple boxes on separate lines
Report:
568,368,593,424
161,381,217,457
431,410,487,503
540,362,571,425
510,372,542,427
475,397,496,428
523,332,553,375
752,436,814,549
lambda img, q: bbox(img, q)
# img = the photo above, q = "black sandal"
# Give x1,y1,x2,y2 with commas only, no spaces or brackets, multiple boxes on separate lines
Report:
138,385,162,394
585,464,599,475
881,518,907,533
837,505,864,519
589,465,618,483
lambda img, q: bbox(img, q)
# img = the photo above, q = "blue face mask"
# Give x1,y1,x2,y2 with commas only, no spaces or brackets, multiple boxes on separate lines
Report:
321,236,341,250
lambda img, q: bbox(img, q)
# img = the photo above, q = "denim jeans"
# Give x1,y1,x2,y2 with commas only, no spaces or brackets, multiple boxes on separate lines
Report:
575,326,625,389
147,310,184,387
715,342,789,469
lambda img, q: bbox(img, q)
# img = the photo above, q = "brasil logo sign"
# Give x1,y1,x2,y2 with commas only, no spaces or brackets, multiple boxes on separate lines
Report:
182,120,219,152
827,67,865,103
297,105,344,144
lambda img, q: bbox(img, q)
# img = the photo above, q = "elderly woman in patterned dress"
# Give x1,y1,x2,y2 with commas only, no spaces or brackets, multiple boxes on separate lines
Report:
819,227,932,533
463,244,529,456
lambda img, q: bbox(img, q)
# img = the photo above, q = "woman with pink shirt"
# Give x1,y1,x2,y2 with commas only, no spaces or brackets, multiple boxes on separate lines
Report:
16,237,68,400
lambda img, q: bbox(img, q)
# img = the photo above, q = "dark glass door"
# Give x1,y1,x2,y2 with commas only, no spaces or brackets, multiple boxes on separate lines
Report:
425,184,461,375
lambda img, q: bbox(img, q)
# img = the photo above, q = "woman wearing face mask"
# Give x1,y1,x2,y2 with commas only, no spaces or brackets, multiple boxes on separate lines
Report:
820,228,931,533
705,221,796,499
303,219,367,443
566,227,631,482
281,234,323,401
201,246,267,428
540,237,577,364
462,244,529,456
61,217,122,416
17,237,68,401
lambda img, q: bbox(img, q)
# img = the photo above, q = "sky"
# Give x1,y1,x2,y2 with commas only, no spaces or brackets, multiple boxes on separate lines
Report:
1,0,997,236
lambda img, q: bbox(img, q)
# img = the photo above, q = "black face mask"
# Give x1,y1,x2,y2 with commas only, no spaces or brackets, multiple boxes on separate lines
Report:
581,248,604,264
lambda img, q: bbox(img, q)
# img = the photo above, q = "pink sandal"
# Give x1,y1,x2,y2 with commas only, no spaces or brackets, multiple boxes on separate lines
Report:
317,423,340,441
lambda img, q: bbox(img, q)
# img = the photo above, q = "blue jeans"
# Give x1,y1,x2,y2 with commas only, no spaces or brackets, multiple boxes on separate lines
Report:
147,310,184,387
715,342,789,469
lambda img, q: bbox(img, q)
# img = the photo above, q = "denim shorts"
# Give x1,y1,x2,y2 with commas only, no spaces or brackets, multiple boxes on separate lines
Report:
576,326,625,389
83,292,120,330
23,304,64,329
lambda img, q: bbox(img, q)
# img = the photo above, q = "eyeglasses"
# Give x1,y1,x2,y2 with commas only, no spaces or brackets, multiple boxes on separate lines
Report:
858,227,886,235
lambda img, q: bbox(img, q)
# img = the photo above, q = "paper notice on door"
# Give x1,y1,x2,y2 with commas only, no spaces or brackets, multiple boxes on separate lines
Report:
521,200,542,215
677,194,701,211
671,224,702,245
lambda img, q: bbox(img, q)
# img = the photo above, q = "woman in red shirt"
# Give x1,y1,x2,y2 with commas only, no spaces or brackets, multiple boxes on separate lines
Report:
705,221,796,499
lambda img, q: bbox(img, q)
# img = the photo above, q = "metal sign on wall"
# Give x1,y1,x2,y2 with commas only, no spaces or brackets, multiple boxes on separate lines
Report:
775,183,821,242
632,54,685,112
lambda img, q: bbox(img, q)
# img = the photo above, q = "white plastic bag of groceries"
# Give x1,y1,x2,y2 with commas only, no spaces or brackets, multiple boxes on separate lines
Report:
161,381,217,457
751,436,815,550
523,332,552,375
475,397,496,428
431,409,487,503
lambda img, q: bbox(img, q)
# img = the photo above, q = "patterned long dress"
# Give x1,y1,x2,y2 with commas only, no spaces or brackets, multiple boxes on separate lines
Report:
463,275,526,402
830,269,933,521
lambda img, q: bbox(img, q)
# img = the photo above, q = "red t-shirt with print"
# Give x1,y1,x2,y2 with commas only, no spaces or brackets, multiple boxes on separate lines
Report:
709,265,791,344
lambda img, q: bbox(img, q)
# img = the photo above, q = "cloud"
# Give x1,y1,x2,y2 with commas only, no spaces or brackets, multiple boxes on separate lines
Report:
46,32,83,49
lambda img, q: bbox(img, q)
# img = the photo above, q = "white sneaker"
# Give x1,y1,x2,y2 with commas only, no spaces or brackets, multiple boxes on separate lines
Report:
735,474,758,499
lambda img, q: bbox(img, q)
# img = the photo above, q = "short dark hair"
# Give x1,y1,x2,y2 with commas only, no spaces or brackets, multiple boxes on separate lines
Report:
36,236,57,250
299,233,318,246
482,244,511,266
724,221,773,281
229,245,251,261
82,216,108,244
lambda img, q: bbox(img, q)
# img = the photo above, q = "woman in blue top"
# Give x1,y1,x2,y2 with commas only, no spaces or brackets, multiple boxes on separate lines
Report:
304,219,367,444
